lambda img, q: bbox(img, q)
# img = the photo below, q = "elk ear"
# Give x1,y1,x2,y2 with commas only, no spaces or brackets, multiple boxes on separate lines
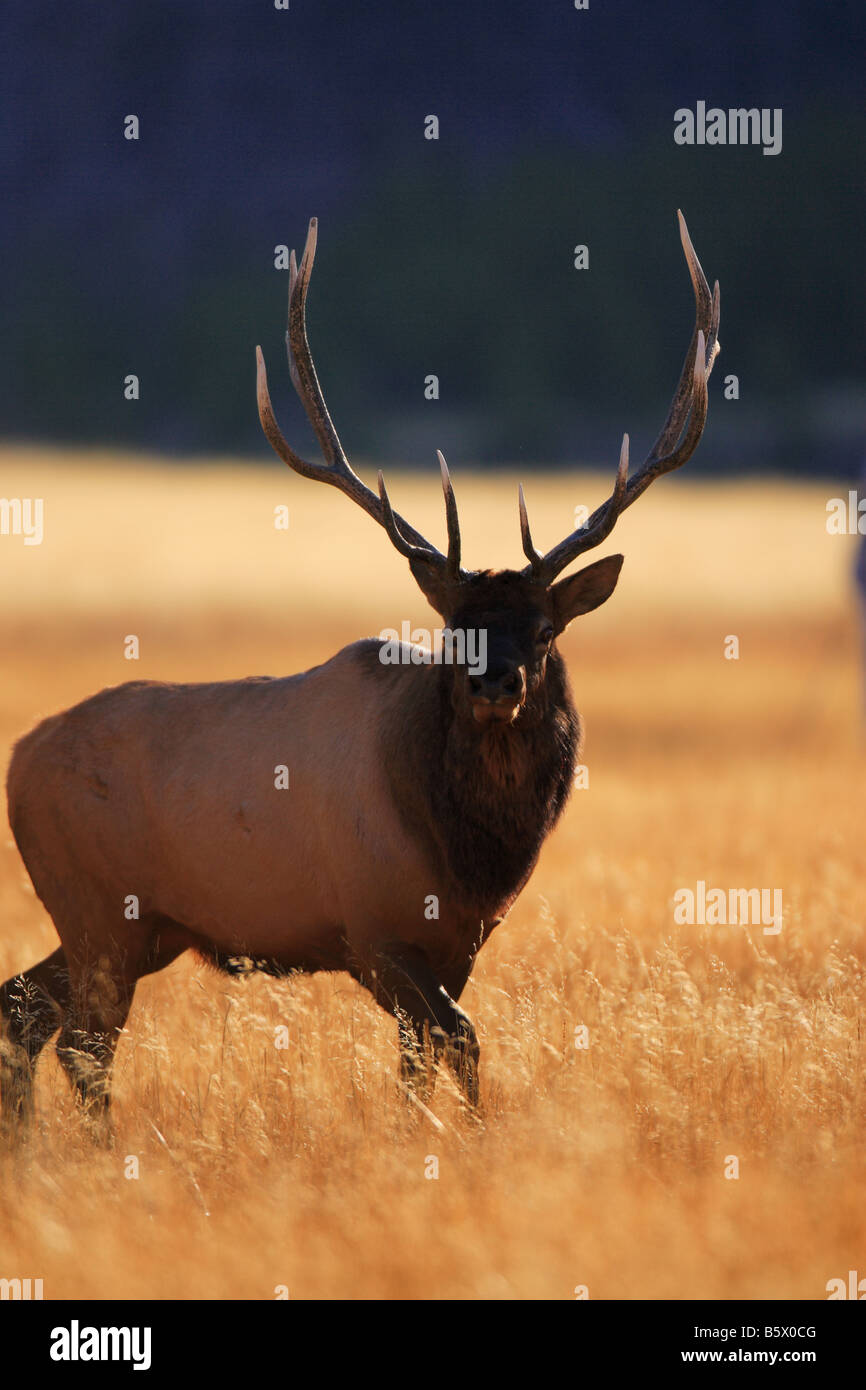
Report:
408,556,453,620
551,554,624,633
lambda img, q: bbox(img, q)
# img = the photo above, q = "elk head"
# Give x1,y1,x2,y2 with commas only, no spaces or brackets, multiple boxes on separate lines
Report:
256,214,720,731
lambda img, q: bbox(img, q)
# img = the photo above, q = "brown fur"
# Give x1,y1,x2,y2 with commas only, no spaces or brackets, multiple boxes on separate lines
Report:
1,555,621,1132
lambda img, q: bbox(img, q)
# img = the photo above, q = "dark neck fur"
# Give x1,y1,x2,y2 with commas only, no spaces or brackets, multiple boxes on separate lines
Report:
383,648,581,918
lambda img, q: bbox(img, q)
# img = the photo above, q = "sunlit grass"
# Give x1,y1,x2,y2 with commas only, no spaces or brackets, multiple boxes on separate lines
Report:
0,450,863,1299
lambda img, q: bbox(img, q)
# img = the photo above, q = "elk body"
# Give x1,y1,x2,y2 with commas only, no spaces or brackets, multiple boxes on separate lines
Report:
1,213,719,1133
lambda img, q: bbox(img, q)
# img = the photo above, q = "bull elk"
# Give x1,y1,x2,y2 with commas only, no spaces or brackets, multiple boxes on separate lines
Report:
1,213,719,1134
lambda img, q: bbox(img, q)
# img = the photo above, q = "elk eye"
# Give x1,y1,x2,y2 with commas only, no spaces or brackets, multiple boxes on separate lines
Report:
537,625,554,646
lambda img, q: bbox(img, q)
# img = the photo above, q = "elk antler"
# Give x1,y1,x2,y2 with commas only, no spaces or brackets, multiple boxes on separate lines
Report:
520,210,720,585
256,217,462,580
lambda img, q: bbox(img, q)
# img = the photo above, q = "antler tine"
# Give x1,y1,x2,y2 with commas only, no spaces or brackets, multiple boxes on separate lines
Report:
257,218,452,566
377,472,427,559
621,330,709,512
286,217,346,469
518,484,544,572
643,210,717,465
587,431,630,543
521,212,719,583
524,435,630,584
437,450,462,580
376,455,464,578
378,469,444,561
285,247,302,400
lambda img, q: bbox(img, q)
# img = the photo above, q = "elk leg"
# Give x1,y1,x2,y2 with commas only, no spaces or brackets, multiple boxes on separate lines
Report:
365,946,479,1107
55,948,138,1143
0,947,70,1133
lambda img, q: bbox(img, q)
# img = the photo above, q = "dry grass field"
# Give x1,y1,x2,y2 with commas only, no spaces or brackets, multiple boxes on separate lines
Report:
0,446,863,1300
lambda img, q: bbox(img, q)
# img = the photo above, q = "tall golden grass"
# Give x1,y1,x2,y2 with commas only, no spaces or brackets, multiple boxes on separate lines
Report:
0,449,863,1299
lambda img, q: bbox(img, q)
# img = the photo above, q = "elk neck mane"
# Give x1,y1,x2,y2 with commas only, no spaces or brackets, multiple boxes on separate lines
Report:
361,638,581,917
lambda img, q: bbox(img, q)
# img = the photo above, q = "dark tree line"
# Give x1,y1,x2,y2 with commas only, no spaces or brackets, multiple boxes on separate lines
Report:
0,1,862,474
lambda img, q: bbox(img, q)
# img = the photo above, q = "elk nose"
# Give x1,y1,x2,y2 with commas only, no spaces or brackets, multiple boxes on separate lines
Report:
468,666,526,704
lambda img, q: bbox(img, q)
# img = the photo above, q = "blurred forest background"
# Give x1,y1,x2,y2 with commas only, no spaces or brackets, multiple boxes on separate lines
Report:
0,1,863,475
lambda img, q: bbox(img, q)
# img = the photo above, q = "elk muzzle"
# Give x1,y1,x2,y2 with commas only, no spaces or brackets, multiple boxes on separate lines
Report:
467,664,526,725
